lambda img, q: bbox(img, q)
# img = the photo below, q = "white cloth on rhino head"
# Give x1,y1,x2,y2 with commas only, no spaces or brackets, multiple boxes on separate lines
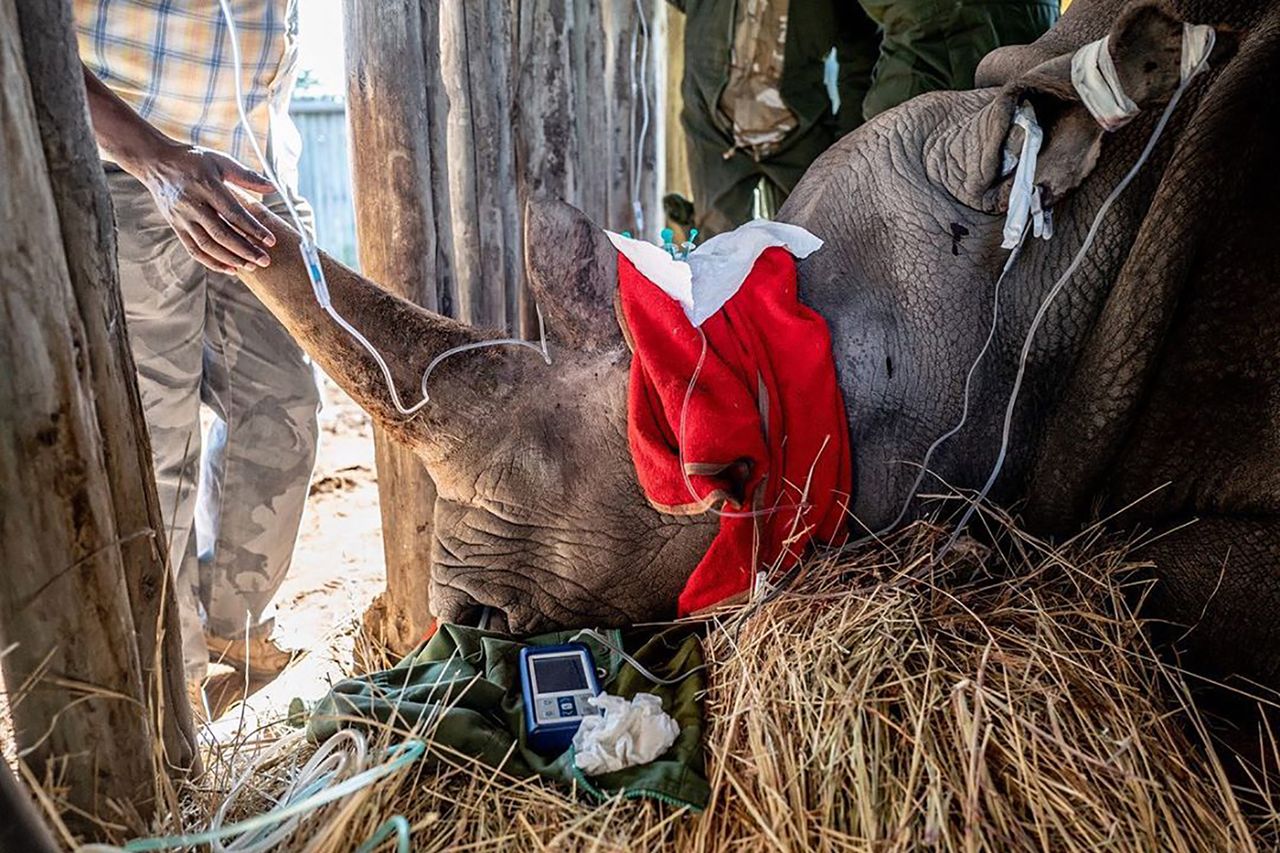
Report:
605,220,823,328
1071,22,1217,132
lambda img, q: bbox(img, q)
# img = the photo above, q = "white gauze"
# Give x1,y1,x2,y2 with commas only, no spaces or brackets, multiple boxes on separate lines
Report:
572,692,680,775
1072,22,1217,132
1071,35,1138,131
606,220,823,328
1180,23,1216,82
1002,103,1051,249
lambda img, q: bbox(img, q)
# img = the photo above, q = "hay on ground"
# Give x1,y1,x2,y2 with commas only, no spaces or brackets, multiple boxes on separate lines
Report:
49,520,1280,851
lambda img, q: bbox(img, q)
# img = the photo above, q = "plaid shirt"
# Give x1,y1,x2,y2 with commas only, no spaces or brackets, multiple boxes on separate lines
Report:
74,0,302,184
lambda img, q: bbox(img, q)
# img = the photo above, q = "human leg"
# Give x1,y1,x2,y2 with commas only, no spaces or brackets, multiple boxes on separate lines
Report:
106,170,210,681
198,193,321,660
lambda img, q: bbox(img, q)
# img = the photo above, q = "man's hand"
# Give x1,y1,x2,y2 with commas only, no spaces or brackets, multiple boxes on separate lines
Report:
135,143,278,274
81,62,279,274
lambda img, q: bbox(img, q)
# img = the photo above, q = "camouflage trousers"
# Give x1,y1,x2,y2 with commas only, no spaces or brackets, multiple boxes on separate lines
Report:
108,170,321,680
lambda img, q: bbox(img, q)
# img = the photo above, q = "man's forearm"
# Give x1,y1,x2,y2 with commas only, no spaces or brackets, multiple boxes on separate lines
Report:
78,61,278,272
81,62,175,176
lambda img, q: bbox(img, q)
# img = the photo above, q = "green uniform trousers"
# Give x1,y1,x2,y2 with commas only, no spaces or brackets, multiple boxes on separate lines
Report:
859,0,1061,119
680,0,1059,236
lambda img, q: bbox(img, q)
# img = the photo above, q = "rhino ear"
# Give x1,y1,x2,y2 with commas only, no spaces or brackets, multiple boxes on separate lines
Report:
944,0,1231,213
524,198,623,353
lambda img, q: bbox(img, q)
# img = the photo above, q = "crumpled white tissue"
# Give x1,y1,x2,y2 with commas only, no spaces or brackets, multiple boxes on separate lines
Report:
571,693,680,776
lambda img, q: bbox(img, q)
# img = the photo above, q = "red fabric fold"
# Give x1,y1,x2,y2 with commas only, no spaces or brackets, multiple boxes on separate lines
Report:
617,247,853,615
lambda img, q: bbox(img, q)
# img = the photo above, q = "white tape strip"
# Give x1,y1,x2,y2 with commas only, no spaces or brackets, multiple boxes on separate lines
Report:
1072,22,1216,132
1181,23,1216,82
1002,103,1050,250
1071,35,1139,131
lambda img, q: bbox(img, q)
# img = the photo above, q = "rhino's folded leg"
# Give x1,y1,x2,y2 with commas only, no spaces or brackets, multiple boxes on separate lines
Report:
1141,516,1280,693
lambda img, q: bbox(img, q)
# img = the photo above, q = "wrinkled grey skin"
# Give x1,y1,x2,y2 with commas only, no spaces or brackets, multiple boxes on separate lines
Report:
236,0,1279,687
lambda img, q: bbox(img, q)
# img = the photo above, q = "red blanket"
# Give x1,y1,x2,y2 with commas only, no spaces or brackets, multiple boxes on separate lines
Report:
617,246,853,615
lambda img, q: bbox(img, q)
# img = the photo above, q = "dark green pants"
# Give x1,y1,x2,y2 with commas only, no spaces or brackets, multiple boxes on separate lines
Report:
859,0,1060,119
681,0,878,237
683,119,855,237
681,0,1058,236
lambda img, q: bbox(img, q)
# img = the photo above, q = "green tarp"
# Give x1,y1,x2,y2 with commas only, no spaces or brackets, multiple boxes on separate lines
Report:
308,624,710,810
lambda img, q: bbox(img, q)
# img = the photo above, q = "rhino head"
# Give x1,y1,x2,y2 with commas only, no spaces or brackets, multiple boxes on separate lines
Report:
240,200,716,633
237,0,1224,633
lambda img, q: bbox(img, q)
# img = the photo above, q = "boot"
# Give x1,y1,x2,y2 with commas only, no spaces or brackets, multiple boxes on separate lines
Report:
205,631,297,679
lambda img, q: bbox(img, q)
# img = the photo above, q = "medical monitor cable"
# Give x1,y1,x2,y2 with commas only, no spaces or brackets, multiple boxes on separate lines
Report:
217,0,550,422
942,53,1208,553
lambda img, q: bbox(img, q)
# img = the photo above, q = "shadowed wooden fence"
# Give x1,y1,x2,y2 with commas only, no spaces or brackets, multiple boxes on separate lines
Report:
0,0,196,838
0,0,669,837
344,0,667,651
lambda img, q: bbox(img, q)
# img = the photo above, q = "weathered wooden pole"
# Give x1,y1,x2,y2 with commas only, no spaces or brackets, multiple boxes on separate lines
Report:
0,759,61,853
12,0,198,783
518,0,666,235
664,2,690,201
441,0,524,331
599,0,666,237
343,0,449,653
0,0,197,832
344,0,665,653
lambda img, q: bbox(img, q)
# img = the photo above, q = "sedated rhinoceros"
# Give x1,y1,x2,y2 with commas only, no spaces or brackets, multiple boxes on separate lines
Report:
236,0,1279,689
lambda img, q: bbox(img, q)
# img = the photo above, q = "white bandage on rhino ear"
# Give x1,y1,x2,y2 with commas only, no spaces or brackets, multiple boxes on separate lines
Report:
1180,23,1216,82
1002,103,1050,249
1071,35,1138,131
1072,22,1216,132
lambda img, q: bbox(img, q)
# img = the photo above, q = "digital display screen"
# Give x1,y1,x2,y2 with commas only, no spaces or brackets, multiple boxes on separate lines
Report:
533,655,587,693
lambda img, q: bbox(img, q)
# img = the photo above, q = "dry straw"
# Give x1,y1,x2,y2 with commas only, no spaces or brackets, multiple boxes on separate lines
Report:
29,518,1280,851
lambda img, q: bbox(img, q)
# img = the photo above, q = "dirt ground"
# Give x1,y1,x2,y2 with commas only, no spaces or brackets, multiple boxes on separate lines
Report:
3,375,385,757
202,373,387,736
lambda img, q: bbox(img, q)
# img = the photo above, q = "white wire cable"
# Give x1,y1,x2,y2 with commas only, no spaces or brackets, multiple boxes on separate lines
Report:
109,733,425,852
210,729,368,853
570,628,705,686
630,0,651,237
943,69,1202,551
868,232,1029,540
217,0,551,421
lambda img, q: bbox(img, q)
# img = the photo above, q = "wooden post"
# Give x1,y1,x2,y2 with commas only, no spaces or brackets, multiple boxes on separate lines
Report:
0,0,169,832
665,3,690,201
600,0,665,238
515,0,581,216
0,760,60,853
519,0,666,237
440,0,523,330
344,0,666,652
343,0,446,654
12,0,198,782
